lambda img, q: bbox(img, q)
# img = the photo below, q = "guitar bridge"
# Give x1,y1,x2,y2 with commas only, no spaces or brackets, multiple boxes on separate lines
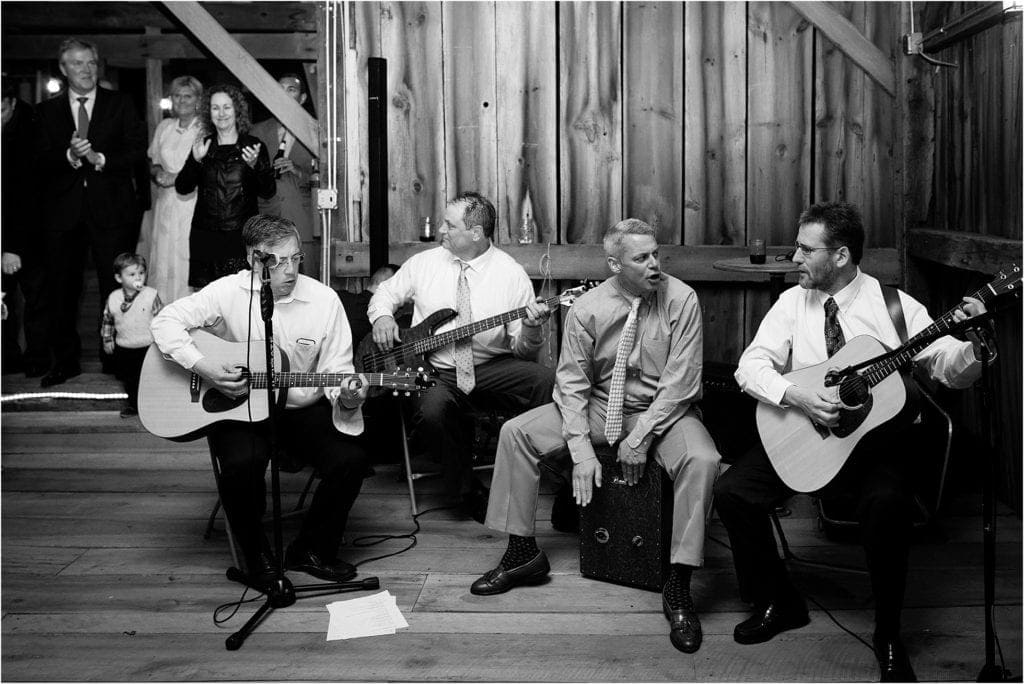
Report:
189,372,201,404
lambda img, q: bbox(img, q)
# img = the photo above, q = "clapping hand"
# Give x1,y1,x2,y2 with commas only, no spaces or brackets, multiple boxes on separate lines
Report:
241,143,261,169
192,137,212,162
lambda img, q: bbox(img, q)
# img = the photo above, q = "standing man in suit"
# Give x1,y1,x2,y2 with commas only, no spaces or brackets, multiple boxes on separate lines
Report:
251,74,319,280
35,37,146,386
1,79,48,377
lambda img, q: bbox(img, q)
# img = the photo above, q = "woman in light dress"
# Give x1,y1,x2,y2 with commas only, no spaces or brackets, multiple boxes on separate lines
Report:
146,76,203,303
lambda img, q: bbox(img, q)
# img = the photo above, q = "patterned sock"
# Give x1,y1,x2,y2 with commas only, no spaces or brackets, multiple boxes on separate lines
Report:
500,534,539,569
664,564,695,610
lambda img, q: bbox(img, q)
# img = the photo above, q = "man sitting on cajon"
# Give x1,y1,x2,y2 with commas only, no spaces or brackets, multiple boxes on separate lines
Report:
470,218,721,655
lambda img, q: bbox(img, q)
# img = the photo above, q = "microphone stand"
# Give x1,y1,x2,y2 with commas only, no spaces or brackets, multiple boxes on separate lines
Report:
971,312,1012,682
223,262,379,651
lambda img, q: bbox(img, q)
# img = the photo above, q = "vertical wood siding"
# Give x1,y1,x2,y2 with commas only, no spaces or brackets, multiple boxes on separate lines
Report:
350,0,902,363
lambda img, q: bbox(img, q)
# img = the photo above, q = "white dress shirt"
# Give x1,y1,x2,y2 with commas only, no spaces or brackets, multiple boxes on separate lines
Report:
150,270,363,435
736,269,981,406
367,244,542,369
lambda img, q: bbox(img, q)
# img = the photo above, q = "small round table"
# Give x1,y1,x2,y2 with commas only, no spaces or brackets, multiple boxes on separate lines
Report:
712,257,800,303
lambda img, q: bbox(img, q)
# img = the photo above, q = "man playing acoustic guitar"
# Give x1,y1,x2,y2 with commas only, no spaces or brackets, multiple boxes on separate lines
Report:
715,201,991,682
151,214,370,592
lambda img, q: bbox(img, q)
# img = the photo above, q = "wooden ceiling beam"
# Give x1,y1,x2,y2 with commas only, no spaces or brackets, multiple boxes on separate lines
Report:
1,2,315,33
1,33,318,64
161,1,319,155
789,1,897,97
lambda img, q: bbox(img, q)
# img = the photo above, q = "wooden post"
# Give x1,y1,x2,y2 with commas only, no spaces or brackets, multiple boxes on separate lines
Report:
144,26,163,142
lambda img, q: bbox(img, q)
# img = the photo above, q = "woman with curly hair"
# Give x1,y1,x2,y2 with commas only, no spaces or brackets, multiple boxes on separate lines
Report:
175,84,275,288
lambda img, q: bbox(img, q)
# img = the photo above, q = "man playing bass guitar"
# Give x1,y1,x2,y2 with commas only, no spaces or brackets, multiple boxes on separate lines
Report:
367,192,554,521
714,201,991,682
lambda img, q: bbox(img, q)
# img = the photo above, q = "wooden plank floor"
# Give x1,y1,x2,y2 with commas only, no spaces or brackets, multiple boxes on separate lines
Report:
2,393,1022,681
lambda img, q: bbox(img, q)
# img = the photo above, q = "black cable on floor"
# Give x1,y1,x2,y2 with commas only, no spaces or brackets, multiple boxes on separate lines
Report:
349,504,459,569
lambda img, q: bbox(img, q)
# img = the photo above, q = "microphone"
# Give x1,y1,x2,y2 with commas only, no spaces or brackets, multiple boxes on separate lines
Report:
252,250,276,267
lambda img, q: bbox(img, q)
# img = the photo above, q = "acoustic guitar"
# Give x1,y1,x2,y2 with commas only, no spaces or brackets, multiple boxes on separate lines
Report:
355,283,595,374
138,329,431,441
756,264,1020,492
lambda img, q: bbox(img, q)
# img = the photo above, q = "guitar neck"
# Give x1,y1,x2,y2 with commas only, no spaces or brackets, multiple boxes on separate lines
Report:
411,291,562,355
860,282,994,386
247,372,389,389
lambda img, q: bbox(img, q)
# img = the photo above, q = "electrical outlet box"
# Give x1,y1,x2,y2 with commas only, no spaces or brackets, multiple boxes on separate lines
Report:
902,32,923,55
316,189,338,210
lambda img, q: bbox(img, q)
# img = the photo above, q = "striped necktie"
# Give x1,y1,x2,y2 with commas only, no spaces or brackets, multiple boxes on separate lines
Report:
76,96,90,139
604,296,641,445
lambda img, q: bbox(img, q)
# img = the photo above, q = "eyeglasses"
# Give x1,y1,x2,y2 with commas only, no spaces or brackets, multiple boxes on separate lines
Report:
793,242,843,257
254,251,304,271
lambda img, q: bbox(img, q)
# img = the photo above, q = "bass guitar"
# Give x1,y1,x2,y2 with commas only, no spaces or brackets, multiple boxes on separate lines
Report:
756,264,1020,492
139,329,431,441
356,283,596,374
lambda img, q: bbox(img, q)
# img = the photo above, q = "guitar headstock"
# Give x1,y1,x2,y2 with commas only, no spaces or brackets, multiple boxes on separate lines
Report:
558,280,600,305
987,264,1021,299
383,367,437,396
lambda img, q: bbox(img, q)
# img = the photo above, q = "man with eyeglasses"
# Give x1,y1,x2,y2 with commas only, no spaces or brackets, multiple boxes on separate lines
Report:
714,201,989,682
151,214,371,592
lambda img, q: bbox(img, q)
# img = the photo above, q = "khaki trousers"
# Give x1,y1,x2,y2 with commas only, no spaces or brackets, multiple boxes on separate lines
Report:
484,402,721,567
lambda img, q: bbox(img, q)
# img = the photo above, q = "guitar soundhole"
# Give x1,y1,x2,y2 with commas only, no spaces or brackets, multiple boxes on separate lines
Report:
838,374,869,407
202,390,247,414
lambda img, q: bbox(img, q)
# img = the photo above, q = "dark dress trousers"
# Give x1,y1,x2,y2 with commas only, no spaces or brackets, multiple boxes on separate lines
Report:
35,88,145,370
1,98,48,372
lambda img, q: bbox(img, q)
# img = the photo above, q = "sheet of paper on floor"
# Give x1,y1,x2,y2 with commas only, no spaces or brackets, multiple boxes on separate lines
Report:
326,590,408,641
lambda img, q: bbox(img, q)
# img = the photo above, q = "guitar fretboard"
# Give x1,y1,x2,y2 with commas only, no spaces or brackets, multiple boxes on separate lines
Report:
406,291,565,356
860,283,994,387
246,372,399,389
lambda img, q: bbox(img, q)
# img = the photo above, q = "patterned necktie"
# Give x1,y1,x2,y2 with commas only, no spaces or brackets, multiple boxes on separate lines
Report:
453,261,475,394
76,96,90,139
824,297,846,358
604,296,641,445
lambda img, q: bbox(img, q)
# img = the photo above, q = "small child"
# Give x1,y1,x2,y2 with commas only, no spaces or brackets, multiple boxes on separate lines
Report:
101,253,163,418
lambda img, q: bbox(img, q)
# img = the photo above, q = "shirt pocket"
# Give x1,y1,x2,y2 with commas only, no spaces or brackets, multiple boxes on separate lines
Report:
639,326,670,376
287,337,320,372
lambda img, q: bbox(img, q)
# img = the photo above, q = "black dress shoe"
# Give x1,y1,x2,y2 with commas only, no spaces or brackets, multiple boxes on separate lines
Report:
734,600,810,644
873,633,917,682
40,364,81,388
23,362,48,378
662,587,702,653
244,552,280,593
470,550,550,595
285,545,357,582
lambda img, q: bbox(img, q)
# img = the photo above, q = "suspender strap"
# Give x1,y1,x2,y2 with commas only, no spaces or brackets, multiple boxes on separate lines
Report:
882,285,908,344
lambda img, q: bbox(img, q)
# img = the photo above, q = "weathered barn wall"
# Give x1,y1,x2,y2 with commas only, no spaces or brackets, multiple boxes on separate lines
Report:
908,3,1023,512
343,1,902,365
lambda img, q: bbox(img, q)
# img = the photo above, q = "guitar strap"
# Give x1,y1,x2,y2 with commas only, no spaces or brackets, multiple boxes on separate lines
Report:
882,285,908,344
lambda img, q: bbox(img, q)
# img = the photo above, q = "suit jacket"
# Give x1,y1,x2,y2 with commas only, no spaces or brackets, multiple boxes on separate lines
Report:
2,99,42,256
35,87,146,232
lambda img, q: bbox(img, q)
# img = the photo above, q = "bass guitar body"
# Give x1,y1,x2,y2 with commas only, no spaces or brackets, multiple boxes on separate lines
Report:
356,309,457,374
755,335,910,493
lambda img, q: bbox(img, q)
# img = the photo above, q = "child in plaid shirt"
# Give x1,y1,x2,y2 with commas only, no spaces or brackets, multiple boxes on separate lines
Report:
102,253,163,417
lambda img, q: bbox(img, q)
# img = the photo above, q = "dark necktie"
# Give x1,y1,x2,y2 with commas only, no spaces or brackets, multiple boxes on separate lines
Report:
824,297,846,358
76,96,90,139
